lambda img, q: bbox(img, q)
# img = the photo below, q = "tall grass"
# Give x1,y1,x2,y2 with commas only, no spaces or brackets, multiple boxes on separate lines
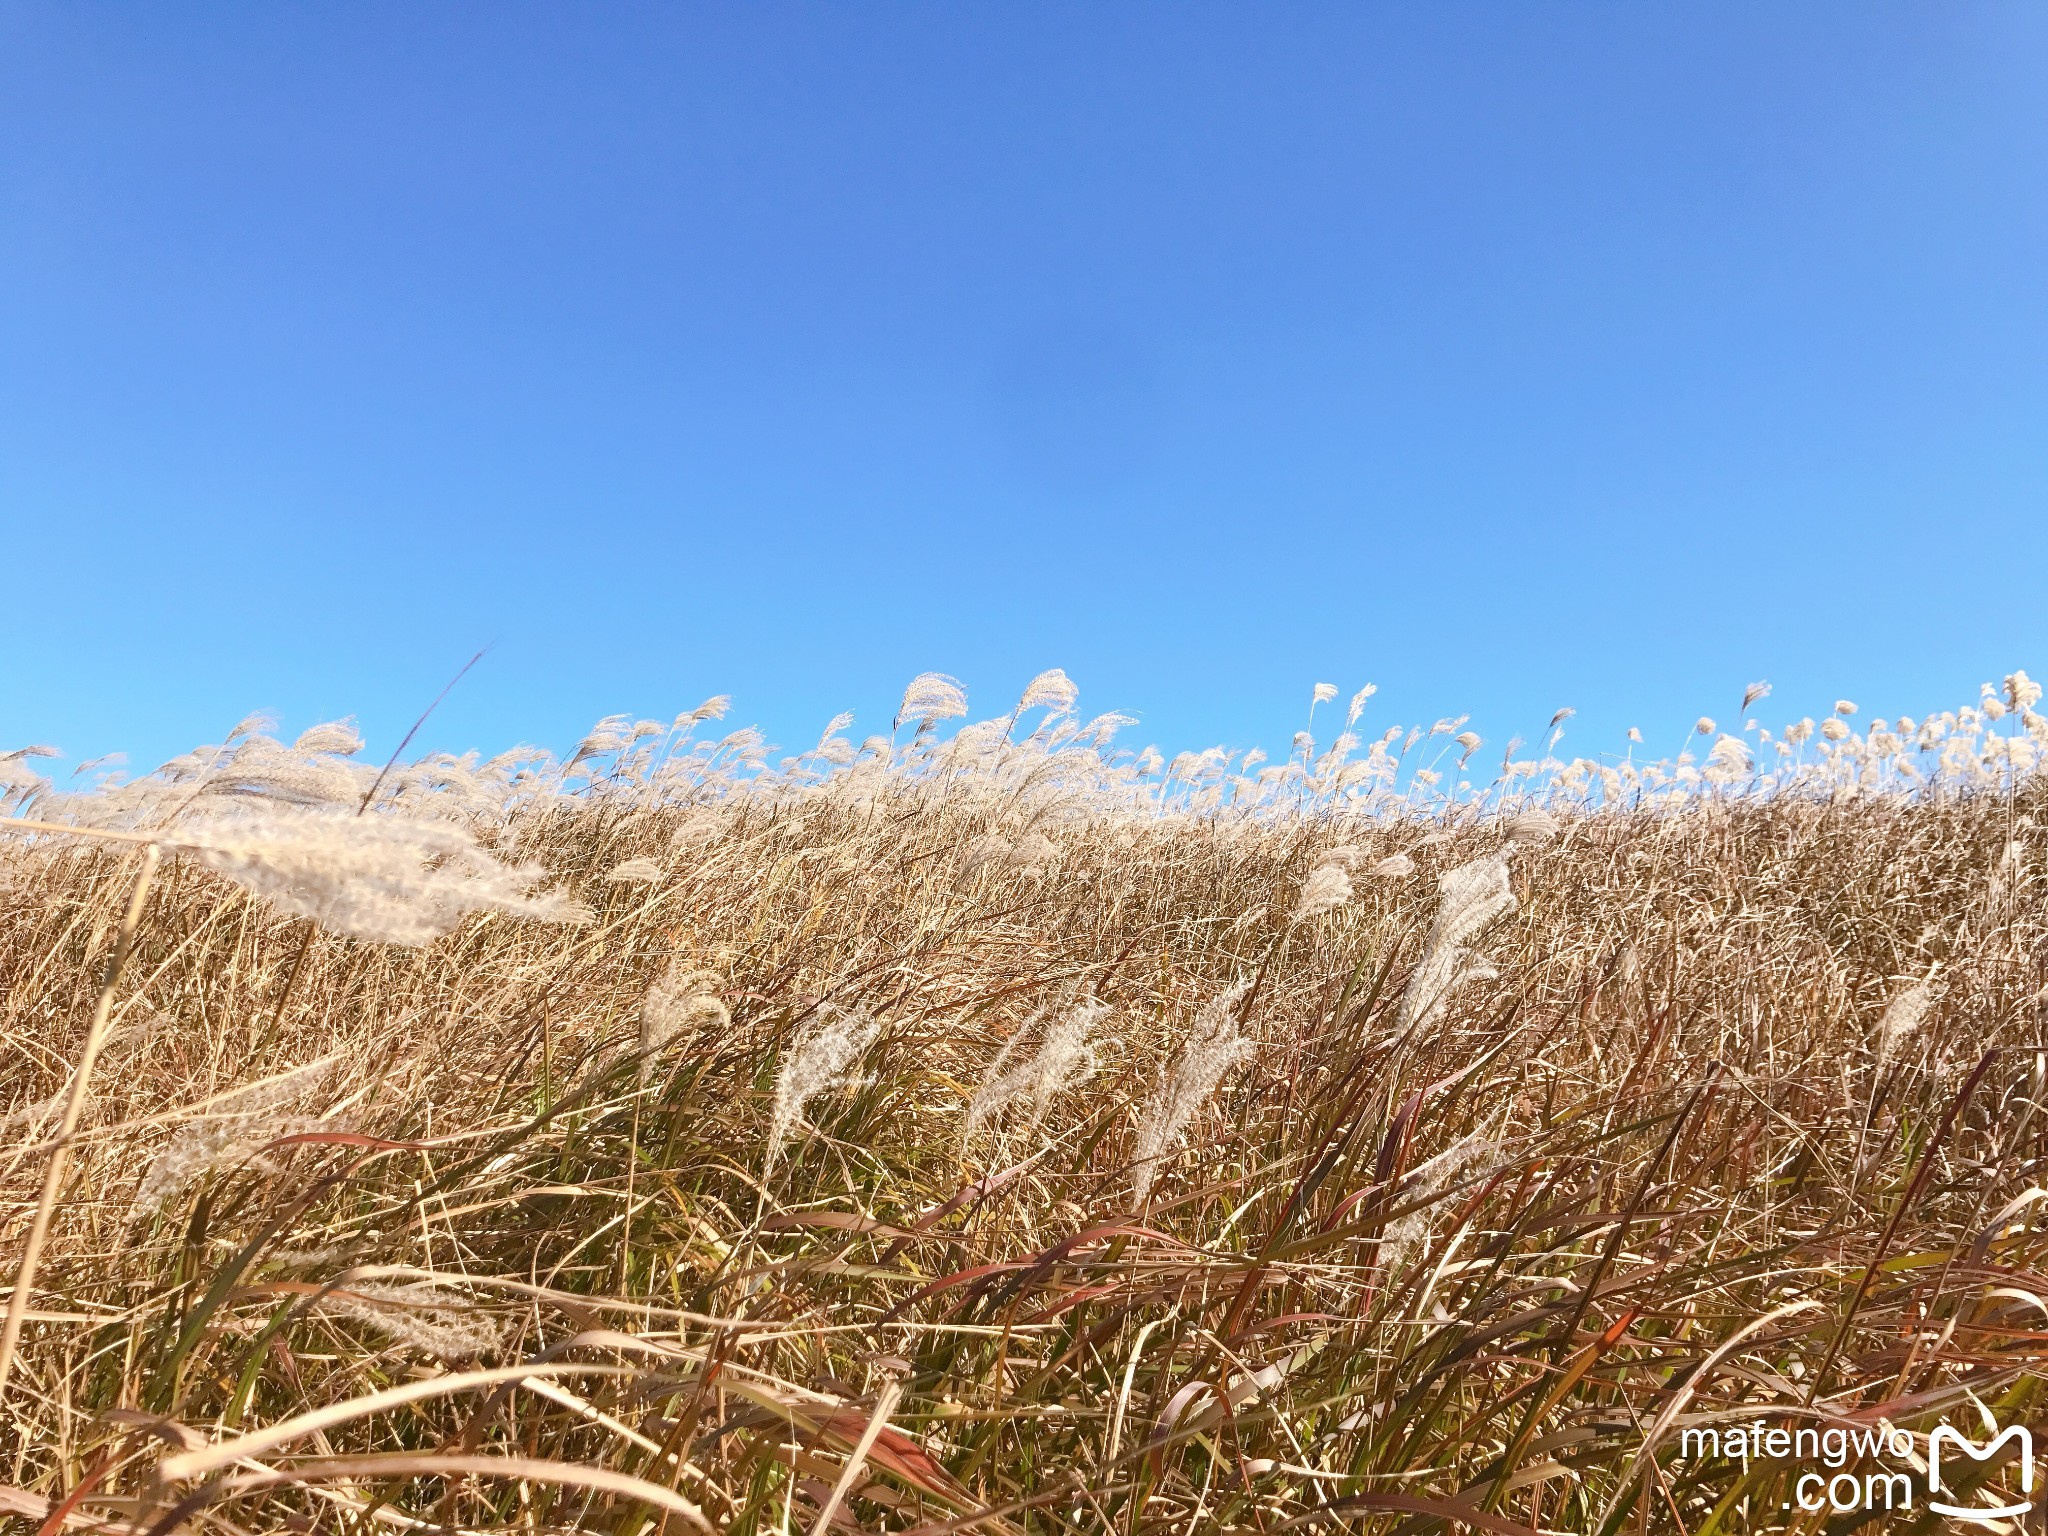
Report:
2,672,2046,1533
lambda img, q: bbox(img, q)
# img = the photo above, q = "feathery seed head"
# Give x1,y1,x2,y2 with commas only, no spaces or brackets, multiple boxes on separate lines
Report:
293,720,365,757
962,998,1107,1149
1291,863,1353,923
170,806,588,947
1873,976,1935,1071
766,1007,883,1172
1132,980,1253,1203
896,672,968,731
639,964,729,1079
1394,852,1516,1037
317,1283,503,1362
1015,669,1080,718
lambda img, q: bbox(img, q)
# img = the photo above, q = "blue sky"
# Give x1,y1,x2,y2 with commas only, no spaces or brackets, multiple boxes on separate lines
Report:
4,4,2045,776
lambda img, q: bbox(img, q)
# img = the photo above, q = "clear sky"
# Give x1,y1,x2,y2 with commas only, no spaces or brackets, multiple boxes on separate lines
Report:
5,4,2045,776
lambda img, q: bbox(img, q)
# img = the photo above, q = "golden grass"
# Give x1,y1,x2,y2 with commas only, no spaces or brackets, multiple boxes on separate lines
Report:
3,690,2047,1533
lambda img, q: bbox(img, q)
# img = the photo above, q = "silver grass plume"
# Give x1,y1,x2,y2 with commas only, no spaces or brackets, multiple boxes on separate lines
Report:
292,719,365,757
639,964,729,1081
1504,808,1560,846
0,747,56,805
814,711,856,753
316,1281,502,1362
195,734,368,808
1873,975,1936,1073
136,1063,336,1210
1380,1132,1496,1272
1014,668,1079,720
680,695,731,727
569,715,635,767
1393,852,1517,1037
895,672,968,731
606,856,665,883
1291,862,1353,924
1131,980,1253,1204
1076,711,1137,748
168,805,588,947
765,1007,882,1173
962,999,1106,1150
1009,830,1058,877
669,809,723,850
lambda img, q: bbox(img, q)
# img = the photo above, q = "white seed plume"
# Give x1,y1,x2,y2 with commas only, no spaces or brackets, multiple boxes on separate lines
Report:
316,1282,503,1362
1504,808,1560,846
766,1007,882,1172
1393,853,1517,1037
1380,1133,1495,1272
1704,734,1753,785
669,808,723,849
572,715,635,764
1292,863,1353,924
200,734,367,808
136,1064,337,1210
168,806,588,947
293,719,365,757
1008,831,1058,877
1132,980,1253,1204
682,694,732,726
606,856,665,883
1873,977,1934,1072
1347,684,1377,727
962,999,1107,1149
895,672,968,731
1373,853,1416,878
2009,670,2043,711
964,832,1013,871
1014,668,1079,719
639,964,730,1080
0,750,53,802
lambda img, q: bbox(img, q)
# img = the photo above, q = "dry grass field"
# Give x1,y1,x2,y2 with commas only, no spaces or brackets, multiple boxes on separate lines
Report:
3,671,2047,1533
